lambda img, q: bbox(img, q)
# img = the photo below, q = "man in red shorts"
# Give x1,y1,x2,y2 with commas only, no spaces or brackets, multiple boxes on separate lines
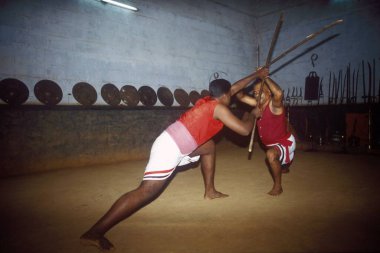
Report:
237,76,296,196
80,67,269,251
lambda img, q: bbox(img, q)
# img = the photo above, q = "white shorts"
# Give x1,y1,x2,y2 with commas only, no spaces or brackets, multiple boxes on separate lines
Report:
143,131,200,180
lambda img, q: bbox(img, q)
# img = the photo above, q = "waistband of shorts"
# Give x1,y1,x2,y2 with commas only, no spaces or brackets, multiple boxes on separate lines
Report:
165,121,197,154
265,132,292,147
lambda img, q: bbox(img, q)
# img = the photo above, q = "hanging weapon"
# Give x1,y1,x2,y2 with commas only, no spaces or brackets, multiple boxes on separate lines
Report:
373,58,376,103
362,60,367,103
248,12,284,158
347,63,351,104
354,65,359,103
341,69,346,104
368,61,372,103
285,87,291,105
332,73,336,104
335,70,341,104
291,86,296,105
351,69,356,103
328,71,332,104
318,78,324,104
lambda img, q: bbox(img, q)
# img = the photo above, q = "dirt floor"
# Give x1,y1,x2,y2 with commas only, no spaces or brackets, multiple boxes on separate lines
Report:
1,140,380,253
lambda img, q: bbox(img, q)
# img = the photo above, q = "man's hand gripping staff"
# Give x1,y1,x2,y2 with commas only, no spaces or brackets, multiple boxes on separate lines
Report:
247,16,343,158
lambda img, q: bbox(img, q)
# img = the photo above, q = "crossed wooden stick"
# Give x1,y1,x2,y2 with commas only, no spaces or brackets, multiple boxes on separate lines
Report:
247,15,343,158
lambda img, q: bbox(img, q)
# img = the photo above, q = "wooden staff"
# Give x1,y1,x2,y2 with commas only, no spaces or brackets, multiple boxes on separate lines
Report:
248,18,343,157
248,13,283,157
268,19,343,67
247,44,260,159
362,60,367,103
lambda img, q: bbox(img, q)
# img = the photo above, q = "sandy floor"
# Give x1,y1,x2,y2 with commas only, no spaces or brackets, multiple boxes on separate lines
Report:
1,141,380,253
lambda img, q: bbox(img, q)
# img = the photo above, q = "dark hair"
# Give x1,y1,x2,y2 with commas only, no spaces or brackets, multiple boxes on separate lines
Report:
209,79,231,98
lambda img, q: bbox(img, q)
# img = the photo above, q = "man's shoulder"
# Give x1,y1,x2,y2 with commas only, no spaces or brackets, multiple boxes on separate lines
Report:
268,100,284,115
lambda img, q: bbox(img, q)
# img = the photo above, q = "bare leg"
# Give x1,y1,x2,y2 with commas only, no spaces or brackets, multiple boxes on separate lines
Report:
80,180,168,251
265,147,283,196
190,140,228,200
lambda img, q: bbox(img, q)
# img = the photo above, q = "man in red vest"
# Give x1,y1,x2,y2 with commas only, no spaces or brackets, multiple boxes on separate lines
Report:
80,67,269,251
237,76,296,196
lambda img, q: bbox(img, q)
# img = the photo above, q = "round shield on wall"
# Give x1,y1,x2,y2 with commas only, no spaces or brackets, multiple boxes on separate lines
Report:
189,90,201,105
157,86,174,107
72,82,97,106
201,89,210,98
0,78,29,105
174,88,190,107
34,79,63,106
101,83,121,106
138,86,157,106
120,85,139,107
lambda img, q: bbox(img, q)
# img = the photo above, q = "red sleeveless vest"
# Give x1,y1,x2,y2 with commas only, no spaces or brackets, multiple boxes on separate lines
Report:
179,96,224,146
257,105,289,145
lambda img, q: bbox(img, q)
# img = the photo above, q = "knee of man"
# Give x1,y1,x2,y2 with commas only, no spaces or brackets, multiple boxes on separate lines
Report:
201,140,215,154
140,181,165,199
266,148,279,162
205,139,215,150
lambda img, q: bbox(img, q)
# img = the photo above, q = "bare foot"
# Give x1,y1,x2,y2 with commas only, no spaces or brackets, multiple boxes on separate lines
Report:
204,190,229,200
80,231,115,251
267,187,283,196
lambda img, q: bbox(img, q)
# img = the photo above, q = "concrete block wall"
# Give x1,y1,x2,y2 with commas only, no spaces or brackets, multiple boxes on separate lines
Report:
0,106,184,177
0,0,257,106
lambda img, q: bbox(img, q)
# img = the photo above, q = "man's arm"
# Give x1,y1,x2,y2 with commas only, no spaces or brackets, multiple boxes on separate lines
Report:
230,67,269,96
213,104,254,136
264,77,284,114
235,90,257,107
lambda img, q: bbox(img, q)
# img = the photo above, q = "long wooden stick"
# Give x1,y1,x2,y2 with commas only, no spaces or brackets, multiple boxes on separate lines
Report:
247,44,260,156
248,44,260,153
248,13,283,156
268,19,343,67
